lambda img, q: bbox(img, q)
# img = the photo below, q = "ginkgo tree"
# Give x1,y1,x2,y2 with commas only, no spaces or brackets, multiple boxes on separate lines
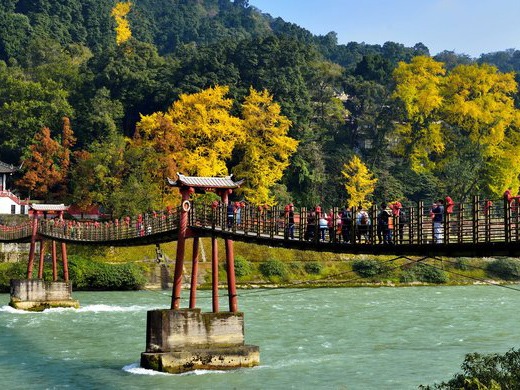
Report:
233,88,298,205
393,56,520,198
342,155,377,208
135,85,298,205
111,2,132,45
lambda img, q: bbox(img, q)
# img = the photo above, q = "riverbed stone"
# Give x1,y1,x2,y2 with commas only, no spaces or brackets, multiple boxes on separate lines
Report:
141,308,259,373
9,279,79,311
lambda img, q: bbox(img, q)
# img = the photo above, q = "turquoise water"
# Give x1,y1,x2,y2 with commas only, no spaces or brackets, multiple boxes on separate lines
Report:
1,286,519,389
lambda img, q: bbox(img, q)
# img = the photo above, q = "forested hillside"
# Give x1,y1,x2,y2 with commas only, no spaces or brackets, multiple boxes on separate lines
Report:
1,0,520,214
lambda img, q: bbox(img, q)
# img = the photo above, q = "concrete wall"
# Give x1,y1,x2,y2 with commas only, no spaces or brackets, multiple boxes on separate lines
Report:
10,280,73,302
0,243,30,263
145,309,245,352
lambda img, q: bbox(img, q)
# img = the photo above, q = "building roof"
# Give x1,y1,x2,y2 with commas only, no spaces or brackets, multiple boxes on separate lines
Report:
30,204,70,211
167,173,244,190
0,161,17,174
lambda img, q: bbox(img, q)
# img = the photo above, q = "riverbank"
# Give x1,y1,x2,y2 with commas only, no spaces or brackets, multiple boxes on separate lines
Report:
1,238,519,291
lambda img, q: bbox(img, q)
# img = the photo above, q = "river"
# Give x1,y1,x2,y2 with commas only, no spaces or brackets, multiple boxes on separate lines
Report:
1,286,519,389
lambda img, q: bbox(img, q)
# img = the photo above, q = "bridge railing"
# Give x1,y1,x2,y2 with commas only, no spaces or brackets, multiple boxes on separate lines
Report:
0,222,31,241
38,208,180,242
189,196,520,246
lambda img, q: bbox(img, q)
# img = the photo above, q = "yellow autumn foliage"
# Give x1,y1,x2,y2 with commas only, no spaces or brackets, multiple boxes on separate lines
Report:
342,155,377,208
393,56,520,196
111,2,132,45
233,88,298,205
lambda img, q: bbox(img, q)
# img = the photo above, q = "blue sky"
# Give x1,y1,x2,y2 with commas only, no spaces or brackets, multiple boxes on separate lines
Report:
249,0,520,57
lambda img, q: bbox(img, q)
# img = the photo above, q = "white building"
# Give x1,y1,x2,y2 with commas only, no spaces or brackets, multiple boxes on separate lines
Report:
0,161,28,215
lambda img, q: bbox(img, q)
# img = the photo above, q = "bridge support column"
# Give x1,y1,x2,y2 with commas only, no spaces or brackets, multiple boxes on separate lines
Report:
38,240,44,279
52,241,57,281
189,237,199,309
212,236,219,313
219,189,238,312
61,243,69,282
26,212,39,279
171,186,194,309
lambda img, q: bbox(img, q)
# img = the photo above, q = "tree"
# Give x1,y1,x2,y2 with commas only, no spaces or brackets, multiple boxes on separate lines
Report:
111,2,132,45
233,88,298,204
0,61,73,162
16,127,63,200
149,85,244,176
342,155,377,207
393,57,520,198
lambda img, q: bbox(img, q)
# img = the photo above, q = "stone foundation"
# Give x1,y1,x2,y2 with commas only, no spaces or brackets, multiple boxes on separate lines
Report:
9,279,79,311
141,308,259,373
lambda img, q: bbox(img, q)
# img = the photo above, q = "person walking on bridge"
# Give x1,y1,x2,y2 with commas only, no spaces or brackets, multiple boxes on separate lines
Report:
341,207,352,243
377,203,391,244
227,201,235,229
356,206,371,244
431,199,444,243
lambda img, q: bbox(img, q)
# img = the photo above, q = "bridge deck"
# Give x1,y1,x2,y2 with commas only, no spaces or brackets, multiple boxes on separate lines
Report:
2,198,520,257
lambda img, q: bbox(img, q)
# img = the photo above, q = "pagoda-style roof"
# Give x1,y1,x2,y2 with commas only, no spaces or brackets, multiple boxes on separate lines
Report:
0,161,17,174
167,173,244,191
30,204,70,211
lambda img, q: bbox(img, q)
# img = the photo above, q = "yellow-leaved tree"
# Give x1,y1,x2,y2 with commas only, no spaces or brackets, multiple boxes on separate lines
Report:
111,2,132,45
393,56,520,197
342,155,377,208
233,88,298,205
136,85,244,178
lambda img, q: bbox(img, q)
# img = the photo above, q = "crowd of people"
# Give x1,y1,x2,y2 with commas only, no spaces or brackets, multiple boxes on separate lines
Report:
283,200,448,245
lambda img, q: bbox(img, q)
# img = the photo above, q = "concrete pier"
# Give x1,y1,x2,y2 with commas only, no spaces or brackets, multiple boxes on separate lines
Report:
141,308,259,373
9,279,79,311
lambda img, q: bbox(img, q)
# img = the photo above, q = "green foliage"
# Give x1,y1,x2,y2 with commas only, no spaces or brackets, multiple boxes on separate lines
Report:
259,258,287,278
412,263,449,284
352,259,386,278
303,262,323,275
487,258,520,281
233,255,253,278
420,348,520,389
68,256,146,290
0,262,27,293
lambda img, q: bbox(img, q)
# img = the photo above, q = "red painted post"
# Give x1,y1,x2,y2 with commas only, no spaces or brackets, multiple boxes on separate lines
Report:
52,241,57,281
220,189,238,312
212,236,219,313
189,237,200,309
38,240,45,279
171,187,193,309
61,243,69,282
26,212,39,279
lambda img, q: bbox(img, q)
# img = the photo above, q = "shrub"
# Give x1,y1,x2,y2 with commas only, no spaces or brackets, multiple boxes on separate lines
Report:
259,258,286,278
288,262,301,272
487,258,520,280
352,259,385,278
68,256,146,290
413,263,448,284
420,348,520,389
453,258,470,271
0,262,27,292
233,255,253,278
399,270,416,283
304,262,323,275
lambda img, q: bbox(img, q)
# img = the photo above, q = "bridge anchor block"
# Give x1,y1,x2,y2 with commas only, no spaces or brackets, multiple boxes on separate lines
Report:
9,279,79,311
141,308,259,373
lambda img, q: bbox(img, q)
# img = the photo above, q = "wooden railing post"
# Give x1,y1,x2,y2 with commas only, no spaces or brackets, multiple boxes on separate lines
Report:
417,202,423,245
409,207,415,244
473,196,479,244
504,195,511,243
458,203,464,243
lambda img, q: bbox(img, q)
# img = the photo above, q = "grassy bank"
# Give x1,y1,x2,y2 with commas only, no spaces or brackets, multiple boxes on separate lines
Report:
63,240,520,289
